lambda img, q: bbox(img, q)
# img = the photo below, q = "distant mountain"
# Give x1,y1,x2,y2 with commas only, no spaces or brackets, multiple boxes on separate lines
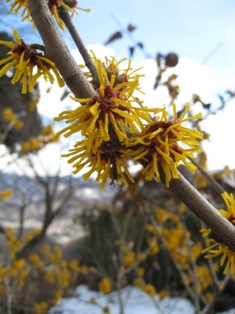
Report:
0,172,118,242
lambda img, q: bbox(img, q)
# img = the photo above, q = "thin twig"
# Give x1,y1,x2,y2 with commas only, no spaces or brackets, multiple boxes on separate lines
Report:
189,156,225,196
110,14,152,59
201,41,224,65
58,7,100,87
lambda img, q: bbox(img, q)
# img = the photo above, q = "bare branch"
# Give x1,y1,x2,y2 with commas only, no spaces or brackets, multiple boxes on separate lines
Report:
189,156,225,197
166,170,235,251
58,7,99,87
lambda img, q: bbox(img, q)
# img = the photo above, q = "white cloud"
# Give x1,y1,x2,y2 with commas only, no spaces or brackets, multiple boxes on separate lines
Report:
201,100,235,170
137,56,230,106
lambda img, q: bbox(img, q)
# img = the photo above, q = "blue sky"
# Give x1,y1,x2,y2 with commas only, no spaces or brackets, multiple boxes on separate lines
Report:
2,0,235,79
2,0,235,76
71,0,235,77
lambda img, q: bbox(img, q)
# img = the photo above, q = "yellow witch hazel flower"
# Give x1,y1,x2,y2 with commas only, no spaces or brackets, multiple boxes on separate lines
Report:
55,52,203,189
201,192,235,275
128,103,203,187
55,52,145,147
0,189,14,200
0,30,64,94
6,0,90,28
63,138,135,189
98,277,112,294
46,0,90,30
55,53,155,188
6,0,31,21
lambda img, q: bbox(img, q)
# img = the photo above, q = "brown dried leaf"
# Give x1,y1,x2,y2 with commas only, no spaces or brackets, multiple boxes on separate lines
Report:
137,42,144,49
127,23,137,32
218,94,225,110
153,73,162,89
129,46,135,58
201,102,211,110
104,31,122,45
226,90,235,98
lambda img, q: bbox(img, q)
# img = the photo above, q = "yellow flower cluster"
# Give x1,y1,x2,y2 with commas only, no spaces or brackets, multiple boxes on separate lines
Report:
162,223,193,269
55,54,149,188
154,205,224,300
158,290,170,300
34,301,49,314
133,277,144,288
147,238,159,255
0,189,14,199
0,30,64,94
142,283,156,298
128,103,203,187
28,92,40,112
122,250,136,267
5,228,41,258
147,213,191,268
0,230,30,291
20,137,40,152
201,192,235,275
195,265,213,293
137,252,147,262
63,140,135,189
102,305,111,314
20,124,59,154
98,277,112,294
2,108,24,130
182,264,213,295
0,258,30,290
56,54,146,143
5,0,90,30
145,226,160,255
55,53,203,189
40,244,90,292
3,107,16,121
0,228,92,313
133,274,156,298
46,0,90,30
147,207,203,272
28,254,44,269
136,267,145,276
6,0,31,21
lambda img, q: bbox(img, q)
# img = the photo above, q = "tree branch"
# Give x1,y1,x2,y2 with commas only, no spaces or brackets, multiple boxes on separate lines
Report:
27,0,97,99
58,6,100,86
166,170,235,251
189,156,225,196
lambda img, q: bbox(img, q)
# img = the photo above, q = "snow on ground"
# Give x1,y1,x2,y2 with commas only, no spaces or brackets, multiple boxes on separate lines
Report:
50,285,235,314
49,285,198,314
